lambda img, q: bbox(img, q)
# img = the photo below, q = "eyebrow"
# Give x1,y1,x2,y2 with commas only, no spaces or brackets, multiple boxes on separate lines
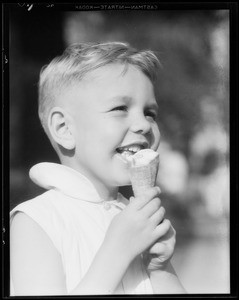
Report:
110,95,132,103
146,102,159,112
110,95,159,111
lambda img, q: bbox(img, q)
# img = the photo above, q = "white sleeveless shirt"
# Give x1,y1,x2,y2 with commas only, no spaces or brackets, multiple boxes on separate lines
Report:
10,163,153,295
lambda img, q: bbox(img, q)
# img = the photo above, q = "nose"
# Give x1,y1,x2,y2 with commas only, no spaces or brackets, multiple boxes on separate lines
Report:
130,113,152,135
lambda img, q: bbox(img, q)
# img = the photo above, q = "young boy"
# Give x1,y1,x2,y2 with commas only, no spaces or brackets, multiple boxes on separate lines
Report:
10,42,186,295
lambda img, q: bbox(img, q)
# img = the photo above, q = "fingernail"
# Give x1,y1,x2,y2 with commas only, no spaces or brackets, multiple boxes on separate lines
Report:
156,186,161,194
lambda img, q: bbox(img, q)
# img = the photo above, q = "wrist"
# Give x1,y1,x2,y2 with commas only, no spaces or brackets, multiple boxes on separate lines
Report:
148,261,170,273
148,261,174,274
143,252,171,273
149,262,187,294
101,237,133,270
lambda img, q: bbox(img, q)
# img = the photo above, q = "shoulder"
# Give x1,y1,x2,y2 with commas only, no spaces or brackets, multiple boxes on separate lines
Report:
10,212,67,295
10,211,55,250
11,190,57,211
11,211,37,231
10,190,64,225
11,210,44,231
10,191,66,252
10,211,65,267
10,211,61,272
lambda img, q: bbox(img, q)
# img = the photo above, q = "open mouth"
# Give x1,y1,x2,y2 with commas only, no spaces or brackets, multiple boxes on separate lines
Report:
116,143,148,158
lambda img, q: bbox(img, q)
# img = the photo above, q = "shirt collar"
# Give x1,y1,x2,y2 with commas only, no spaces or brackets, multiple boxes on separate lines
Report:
29,162,126,205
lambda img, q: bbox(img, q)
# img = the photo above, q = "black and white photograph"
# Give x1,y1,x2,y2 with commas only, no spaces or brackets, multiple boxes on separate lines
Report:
3,2,236,297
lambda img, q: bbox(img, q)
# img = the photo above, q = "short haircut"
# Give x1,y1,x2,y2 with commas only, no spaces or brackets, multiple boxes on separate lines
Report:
38,42,161,130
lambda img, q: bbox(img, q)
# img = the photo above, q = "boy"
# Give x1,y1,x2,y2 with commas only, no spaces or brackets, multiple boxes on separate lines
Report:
10,42,186,295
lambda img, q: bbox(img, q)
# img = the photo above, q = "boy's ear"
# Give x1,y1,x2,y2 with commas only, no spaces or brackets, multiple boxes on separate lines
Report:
48,107,76,150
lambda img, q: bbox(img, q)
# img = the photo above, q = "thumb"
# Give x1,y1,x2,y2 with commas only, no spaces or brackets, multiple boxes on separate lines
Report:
149,242,166,255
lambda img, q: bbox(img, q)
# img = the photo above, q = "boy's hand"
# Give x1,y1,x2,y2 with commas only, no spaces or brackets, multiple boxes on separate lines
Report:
103,187,169,264
143,221,176,272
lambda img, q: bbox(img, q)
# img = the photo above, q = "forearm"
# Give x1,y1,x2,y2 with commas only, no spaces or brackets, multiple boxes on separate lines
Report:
149,262,187,294
70,241,130,295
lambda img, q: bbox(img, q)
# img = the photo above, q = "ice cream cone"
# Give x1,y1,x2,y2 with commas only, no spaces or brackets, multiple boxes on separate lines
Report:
128,149,159,197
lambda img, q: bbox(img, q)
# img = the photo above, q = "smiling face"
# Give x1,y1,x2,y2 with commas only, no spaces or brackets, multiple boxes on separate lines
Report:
58,63,160,197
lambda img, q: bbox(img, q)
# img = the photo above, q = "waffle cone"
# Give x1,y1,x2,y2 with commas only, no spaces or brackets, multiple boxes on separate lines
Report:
129,149,159,197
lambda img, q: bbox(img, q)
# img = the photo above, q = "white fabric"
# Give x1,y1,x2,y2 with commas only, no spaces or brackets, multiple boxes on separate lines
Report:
10,162,153,295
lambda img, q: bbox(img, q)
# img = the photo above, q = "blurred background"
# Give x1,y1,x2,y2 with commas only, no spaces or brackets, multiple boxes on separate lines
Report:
8,5,230,294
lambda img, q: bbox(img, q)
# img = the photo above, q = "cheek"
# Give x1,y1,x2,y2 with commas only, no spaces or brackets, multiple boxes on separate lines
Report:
74,114,128,159
152,125,161,148
97,120,127,149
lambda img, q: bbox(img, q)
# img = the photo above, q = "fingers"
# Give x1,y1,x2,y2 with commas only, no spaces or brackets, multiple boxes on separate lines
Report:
148,241,166,255
131,186,161,210
149,225,176,255
153,219,172,241
149,205,165,224
141,196,162,217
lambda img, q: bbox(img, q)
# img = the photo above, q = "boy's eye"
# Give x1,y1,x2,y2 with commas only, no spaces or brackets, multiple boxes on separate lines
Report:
111,105,128,112
145,110,157,121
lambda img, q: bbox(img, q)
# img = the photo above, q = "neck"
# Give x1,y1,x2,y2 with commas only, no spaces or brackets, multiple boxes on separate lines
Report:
92,180,119,201
61,159,119,201
83,175,119,201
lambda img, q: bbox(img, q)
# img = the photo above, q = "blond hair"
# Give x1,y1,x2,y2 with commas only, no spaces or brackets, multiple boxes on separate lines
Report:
38,42,161,130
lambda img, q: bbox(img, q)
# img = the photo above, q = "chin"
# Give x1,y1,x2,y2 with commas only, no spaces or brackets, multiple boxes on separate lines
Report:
113,174,131,187
117,181,131,187
110,164,131,187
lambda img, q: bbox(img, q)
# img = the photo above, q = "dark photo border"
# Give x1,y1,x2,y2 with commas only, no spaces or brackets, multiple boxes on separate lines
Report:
2,2,238,299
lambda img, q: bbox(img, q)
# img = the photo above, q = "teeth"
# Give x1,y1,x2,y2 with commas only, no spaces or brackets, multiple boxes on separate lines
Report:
117,144,144,154
129,146,141,152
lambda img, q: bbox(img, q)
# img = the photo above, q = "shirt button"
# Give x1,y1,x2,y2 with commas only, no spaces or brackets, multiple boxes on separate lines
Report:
103,202,111,210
